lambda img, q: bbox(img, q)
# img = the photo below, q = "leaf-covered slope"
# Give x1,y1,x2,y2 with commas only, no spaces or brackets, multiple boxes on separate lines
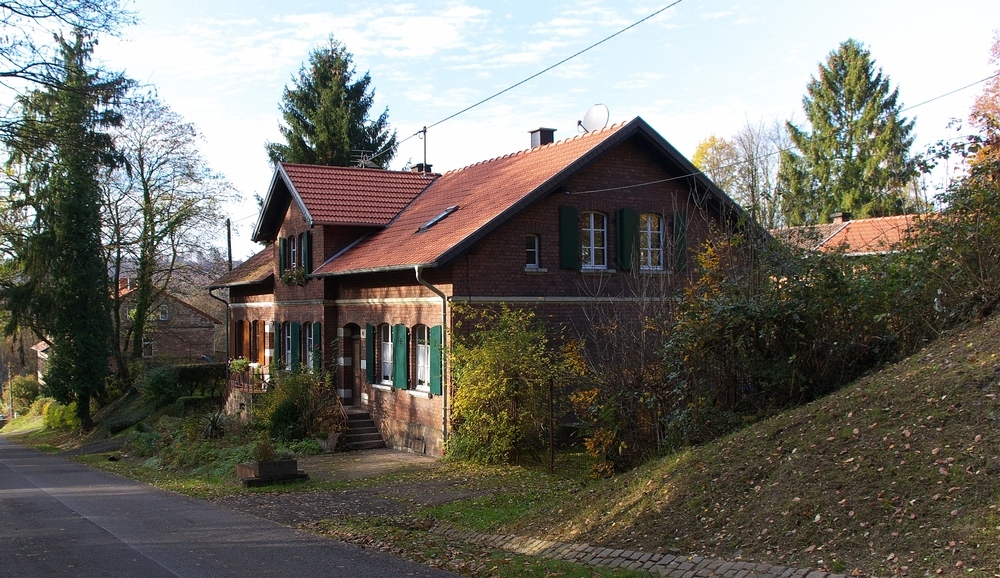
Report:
528,318,1000,576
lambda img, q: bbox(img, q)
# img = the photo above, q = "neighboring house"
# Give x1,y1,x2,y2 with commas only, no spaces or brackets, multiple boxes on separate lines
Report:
30,341,49,386
210,116,748,456
772,212,921,256
31,282,224,385
117,281,225,363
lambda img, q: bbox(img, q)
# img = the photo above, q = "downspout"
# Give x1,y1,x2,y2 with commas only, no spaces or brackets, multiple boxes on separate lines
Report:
209,287,230,363
414,265,448,443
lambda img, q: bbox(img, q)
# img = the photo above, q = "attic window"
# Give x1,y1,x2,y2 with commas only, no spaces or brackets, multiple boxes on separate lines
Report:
419,205,458,232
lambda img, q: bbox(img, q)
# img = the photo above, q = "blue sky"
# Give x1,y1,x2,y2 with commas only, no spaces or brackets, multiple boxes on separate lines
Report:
96,0,1000,259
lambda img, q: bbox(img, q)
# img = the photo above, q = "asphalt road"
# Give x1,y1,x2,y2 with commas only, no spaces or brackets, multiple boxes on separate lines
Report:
0,437,458,577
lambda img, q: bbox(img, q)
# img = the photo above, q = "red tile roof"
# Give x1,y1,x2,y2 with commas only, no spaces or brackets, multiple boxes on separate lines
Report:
209,247,273,288
313,121,628,275
280,163,436,226
773,214,922,255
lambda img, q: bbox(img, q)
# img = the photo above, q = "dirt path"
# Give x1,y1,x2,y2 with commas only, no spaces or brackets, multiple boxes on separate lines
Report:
212,449,494,523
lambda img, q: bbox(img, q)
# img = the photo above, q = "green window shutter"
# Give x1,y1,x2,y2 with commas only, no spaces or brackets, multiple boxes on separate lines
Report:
312,321,322,372
278,237,286,274
429,325,443,396
290,322,301,371
392,323,408,389
673,212,688,272
365,323,375,383
558,205,579,270
272,321,281,364
616,208,639,271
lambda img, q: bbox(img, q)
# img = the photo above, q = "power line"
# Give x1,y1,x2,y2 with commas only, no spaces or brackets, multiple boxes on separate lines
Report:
902,72,999,113
426,1,684,131
569,72,999,197
373,1,685,161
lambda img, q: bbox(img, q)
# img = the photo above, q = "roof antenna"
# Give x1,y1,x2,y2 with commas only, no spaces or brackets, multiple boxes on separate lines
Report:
351,150,379,168
577,103,609,133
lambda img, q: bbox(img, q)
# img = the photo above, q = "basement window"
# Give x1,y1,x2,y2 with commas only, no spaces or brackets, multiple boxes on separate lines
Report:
419,205,458,232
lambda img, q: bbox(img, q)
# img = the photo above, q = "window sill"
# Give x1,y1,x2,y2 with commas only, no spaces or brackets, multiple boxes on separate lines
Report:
373,384,392,392
407,389,431,399
523,267,548,274
581,268,615,275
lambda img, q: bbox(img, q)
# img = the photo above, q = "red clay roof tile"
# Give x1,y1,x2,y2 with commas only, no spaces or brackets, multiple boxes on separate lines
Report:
313,121,626,275
281,163,435,226
773,214,921,255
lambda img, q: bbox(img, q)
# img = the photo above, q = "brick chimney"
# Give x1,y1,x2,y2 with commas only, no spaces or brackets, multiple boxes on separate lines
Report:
410,163,433,174
831,211,852,223
529,128,555,148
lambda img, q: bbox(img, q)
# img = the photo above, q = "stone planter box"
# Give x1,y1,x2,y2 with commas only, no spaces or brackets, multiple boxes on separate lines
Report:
236,459,308,487
316,432,341,454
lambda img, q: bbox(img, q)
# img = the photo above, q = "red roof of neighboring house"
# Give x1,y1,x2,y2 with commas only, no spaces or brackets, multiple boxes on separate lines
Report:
773,214,922,255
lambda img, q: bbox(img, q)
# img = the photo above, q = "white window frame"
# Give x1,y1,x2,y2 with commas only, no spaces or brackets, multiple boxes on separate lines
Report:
639,213,664,270
414,325,430,392
304,321,314,372
158,304,169,321
379,323,393,385
142,340,153,358
288,235,297,269
525,234,540,269
282,321,292,370
580,211,607,269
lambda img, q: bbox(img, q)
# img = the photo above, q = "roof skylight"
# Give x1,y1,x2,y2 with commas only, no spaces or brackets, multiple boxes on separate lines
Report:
418,205,458,232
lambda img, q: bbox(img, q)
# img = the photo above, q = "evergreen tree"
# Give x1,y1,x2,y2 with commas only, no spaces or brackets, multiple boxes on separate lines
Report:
778,39,916,225
266,37,397,168
1,31,128,428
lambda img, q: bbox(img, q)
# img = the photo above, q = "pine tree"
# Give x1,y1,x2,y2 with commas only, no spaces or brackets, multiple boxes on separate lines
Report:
266,37,397,168
778,39,916,225
2,31,128,428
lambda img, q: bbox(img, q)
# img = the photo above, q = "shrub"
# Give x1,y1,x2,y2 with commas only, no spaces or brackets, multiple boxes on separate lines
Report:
268,398,305,441
43,401,80,430
140,365,181,407
447,305,568,465
140,364,227,408
256,371,344,439
9,375,40,415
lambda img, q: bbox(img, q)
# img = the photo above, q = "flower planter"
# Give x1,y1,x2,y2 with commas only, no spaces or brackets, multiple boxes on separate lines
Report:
316,432,341,453
236,459,308,487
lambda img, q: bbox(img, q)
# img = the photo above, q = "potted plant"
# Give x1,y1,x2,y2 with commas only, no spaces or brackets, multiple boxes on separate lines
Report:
236,440,305,484
229,357,250,373
280,266,307,286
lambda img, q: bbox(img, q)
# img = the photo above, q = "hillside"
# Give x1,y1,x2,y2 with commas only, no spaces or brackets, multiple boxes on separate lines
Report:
515,317,1000,576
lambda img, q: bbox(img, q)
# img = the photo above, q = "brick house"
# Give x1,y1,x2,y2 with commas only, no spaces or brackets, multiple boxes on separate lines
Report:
32,285,223,385
210,117,747,456
117,281,225,364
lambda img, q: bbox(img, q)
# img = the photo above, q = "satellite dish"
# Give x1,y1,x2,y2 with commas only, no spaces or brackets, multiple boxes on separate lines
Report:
578,104,609,133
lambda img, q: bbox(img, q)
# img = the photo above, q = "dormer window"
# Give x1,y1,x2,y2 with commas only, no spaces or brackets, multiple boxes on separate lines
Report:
419,206,458,232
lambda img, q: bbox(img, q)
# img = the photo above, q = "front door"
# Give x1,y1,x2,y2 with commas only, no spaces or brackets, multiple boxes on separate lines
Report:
351,337,362,406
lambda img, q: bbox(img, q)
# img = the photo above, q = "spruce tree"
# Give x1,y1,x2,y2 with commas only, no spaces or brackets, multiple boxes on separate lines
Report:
266,36,397,168
778,39,916,225
2,31,128,428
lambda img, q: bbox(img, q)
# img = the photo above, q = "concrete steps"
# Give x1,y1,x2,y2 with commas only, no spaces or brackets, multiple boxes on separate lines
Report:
341,410,386,451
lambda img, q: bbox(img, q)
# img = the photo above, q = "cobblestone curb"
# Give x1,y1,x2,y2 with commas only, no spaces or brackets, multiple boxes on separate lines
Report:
431,522,847,578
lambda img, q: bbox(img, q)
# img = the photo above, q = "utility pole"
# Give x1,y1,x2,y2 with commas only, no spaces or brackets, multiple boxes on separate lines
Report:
226,218,233,271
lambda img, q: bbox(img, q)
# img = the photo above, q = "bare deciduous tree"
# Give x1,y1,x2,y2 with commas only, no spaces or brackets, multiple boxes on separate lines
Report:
103,95,233,383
